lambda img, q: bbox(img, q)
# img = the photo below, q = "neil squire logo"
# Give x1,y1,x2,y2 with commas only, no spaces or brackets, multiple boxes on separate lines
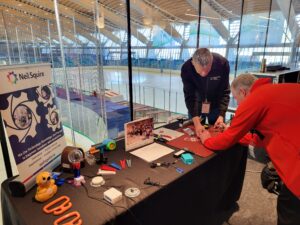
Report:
7,71,18,84
7,70,45,84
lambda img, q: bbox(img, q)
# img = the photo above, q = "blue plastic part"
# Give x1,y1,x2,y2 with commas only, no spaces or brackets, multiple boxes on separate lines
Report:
181,153,194,165
52,172,64,186
110,162,122,170
175,167,184,174
93,139,116,152
55,178,65,186
74,169,80,178
102,139,116,150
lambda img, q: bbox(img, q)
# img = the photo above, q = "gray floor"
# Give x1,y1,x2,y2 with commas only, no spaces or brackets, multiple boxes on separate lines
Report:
226,158,277,225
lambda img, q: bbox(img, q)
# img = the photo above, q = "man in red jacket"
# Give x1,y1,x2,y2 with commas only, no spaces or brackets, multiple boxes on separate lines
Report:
199,74,300,225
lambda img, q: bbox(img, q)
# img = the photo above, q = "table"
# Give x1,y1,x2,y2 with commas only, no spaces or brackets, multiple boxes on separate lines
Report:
2,125,248,225
251,68,300,83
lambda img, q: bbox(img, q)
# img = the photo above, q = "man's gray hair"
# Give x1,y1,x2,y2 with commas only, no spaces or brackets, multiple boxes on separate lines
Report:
231,74,257,91
192,48,213,67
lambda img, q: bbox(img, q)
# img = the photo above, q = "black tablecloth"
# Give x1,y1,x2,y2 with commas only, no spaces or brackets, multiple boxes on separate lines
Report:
2,133,247,225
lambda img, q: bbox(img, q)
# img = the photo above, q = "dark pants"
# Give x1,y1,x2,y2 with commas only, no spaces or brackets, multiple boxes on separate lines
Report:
202,107,220,125
277,184,300,225
188,108,220,125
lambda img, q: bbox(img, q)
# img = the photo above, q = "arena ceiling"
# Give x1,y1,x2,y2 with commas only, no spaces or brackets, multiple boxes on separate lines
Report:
0,0,299,45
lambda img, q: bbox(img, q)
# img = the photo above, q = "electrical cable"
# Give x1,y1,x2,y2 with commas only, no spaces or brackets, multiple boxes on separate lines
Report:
81,182,142,225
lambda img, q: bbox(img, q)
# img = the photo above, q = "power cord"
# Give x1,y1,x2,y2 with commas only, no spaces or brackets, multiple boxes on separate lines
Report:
81,182,142,225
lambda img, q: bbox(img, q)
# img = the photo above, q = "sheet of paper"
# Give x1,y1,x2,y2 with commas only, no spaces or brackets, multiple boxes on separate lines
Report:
130,143,174,162
153,127,184,141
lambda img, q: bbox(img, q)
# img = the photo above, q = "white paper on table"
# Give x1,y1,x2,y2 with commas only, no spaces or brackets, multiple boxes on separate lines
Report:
130,143,174,162
153,127,184,141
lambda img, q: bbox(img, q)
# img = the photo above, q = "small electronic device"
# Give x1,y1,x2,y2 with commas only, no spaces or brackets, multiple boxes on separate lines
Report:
181,153,194,165
103,188,123,204
172,166,184,174
173,149,186,158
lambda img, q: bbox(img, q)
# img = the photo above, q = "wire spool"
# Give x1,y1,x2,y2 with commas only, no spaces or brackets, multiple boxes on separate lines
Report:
68,149,84,163
125,187,140,198
61,147,85,171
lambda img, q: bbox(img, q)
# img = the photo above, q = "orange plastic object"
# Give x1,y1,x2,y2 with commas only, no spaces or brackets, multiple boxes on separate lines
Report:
43,196,72,215
53,211,82,225
89,147,99,155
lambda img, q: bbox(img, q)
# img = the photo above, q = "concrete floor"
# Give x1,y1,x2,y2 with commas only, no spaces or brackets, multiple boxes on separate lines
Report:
226,158,277,225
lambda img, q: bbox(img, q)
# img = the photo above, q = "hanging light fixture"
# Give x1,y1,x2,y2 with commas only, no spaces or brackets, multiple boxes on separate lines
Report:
96,5,105,29
97,16,105,29
143,17,152,26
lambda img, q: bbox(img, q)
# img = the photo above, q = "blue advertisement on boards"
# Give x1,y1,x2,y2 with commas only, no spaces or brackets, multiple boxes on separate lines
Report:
0,64,66,186
0,86,63,164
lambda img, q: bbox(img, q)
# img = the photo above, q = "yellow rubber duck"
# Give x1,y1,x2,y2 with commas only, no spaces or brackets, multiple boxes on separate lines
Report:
35,171,57,202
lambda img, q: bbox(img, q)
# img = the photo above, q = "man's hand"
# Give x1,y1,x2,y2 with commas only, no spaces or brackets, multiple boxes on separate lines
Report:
199,130,211,144
192,116,205,138
214,116,225,129
194,124,205,138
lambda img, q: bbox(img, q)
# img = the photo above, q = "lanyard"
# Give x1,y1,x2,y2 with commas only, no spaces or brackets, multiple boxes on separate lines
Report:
204,77,209,102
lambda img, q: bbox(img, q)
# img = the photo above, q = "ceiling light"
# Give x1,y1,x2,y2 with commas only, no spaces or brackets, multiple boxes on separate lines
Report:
96,16,105,29
143,17,152,26
185,13,221,20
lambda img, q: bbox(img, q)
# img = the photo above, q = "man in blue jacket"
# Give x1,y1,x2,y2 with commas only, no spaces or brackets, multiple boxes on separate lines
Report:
181,48,230,137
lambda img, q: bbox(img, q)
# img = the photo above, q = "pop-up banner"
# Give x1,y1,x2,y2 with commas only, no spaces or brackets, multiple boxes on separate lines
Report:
0,63,66,196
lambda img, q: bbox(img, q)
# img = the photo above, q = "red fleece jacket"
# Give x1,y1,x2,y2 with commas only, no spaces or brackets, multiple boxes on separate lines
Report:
204,79,300,198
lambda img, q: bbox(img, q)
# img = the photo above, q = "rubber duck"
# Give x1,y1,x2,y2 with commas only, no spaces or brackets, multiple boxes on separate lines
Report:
35,171,57,202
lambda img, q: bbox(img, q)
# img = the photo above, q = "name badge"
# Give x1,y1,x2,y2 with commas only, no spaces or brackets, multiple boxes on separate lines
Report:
210,76,221,81
201,101,210,114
